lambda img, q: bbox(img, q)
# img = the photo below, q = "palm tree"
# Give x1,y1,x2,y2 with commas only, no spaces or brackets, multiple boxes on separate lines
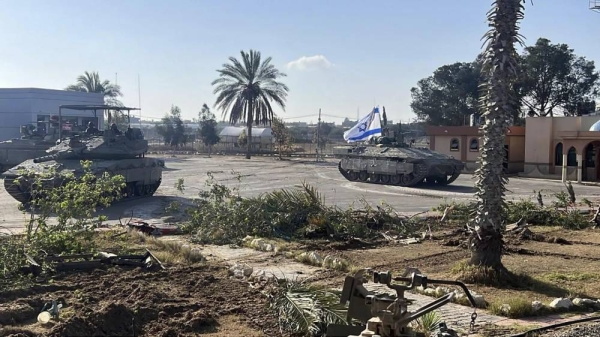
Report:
470,0,525,271
65,71,124,124
212,50,289,159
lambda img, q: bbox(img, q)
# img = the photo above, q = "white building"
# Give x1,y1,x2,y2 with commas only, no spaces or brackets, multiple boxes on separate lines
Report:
217,126,273,153
219,126,272,142
0,88,104,142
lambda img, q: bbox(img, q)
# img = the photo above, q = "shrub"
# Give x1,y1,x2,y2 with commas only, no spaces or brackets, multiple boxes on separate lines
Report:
182,173,421,244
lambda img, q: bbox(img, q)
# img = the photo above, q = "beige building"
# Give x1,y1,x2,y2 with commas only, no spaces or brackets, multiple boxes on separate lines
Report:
425,115,600,183
522,115,600,183
426,125,525,174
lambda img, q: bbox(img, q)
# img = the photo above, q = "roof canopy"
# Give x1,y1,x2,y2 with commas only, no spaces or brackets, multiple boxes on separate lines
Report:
219,126,272,137
59,104,140,111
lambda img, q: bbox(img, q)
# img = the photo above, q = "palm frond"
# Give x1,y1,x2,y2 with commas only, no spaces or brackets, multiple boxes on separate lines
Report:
211,49,289,128
271,279,347,336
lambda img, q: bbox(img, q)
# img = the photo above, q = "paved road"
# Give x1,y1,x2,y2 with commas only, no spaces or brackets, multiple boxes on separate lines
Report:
2,155,600,234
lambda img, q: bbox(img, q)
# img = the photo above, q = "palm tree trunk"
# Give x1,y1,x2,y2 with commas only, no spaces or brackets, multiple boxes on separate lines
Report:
470,0,523,269
278,141,282,160
246,99,253,159
208,144,212,158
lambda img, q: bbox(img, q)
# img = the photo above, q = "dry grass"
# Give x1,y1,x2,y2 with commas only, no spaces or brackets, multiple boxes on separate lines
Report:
119,230,205,265
488,297,536,318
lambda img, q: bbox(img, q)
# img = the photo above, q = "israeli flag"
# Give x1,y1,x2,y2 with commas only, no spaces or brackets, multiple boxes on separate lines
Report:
343,107,382,142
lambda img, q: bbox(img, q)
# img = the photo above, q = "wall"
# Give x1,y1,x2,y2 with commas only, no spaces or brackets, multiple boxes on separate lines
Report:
0,90,33,140
427,125,525,174
0,88,104,141
431,136,461,160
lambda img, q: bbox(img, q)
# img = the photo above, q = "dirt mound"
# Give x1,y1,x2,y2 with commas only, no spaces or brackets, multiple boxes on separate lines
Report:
0,264,285,337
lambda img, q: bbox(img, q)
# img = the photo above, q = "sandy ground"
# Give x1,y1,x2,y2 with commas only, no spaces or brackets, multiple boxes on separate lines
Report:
2,154,599,234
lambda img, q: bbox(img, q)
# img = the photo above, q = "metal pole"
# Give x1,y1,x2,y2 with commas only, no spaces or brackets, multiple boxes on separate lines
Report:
316,108,322,162
138,74,142,128
58,107,62,139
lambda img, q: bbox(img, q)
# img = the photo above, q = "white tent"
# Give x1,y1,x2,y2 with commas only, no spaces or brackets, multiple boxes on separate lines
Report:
219,126,272,139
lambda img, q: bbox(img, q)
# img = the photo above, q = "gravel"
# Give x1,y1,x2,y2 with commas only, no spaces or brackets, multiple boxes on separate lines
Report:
540,322,600,337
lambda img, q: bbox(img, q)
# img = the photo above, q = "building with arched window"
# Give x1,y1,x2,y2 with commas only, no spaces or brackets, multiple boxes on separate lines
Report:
425,125,525,174
426,114,600,183
522,115,600,183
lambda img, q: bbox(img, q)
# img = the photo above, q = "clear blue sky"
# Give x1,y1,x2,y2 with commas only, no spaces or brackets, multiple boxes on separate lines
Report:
0,0,598,124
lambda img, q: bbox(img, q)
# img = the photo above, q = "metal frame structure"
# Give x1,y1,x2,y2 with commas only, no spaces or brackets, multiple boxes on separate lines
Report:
592,0,600,12
57,105,140,139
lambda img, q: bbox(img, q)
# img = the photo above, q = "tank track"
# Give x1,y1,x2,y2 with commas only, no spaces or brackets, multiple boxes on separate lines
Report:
3,176,162,205
337,162,459,187
3,177,30,203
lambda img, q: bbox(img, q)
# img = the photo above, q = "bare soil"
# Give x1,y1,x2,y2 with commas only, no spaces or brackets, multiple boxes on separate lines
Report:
0,264,287,337
314,224,600,307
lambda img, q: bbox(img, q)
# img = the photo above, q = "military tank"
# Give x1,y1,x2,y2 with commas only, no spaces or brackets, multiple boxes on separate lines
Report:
2,126,165,204
334,135,464,187
0,124,60,172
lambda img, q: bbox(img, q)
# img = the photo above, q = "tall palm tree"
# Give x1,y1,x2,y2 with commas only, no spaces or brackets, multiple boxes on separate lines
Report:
212,50,289,159
65,71,124,124
470,0,525,270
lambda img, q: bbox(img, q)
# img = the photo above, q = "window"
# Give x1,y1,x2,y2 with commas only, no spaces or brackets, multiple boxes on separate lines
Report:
450,138,459,151
469,138,479,151
567,147,577,167
555,143,563,166
586,143,595,168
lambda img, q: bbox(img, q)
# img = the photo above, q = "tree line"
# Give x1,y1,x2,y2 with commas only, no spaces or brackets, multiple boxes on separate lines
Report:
411,37,600,126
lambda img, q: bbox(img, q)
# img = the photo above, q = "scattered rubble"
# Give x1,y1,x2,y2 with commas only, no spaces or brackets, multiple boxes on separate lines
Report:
228,263,253,279
572,298,595,307
532,300,544,312
549,298,574,310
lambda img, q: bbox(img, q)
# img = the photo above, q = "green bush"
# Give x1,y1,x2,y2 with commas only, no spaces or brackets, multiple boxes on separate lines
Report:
0,160,125,279
434,194,590,230
182,173,420,244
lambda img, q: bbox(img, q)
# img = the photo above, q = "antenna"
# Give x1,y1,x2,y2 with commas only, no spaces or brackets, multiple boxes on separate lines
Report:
138,74,142,127
115,72,118,85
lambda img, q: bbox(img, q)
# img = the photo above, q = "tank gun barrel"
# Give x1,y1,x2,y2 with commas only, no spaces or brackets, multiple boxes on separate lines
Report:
33,154,59,163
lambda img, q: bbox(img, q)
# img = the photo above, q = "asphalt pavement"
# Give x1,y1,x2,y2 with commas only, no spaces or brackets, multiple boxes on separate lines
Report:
2,155,599,234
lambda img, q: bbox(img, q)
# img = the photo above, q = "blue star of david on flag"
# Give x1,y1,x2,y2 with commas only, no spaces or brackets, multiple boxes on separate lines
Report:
343,106,382,143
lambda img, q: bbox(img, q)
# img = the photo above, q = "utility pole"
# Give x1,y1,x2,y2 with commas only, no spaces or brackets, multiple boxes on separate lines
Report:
138,74,142,127
316,108,322,162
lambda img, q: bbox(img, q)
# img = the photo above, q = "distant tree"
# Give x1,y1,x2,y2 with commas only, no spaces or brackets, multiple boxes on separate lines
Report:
65,71,124,125
520,38,600,117
289,126,310,143
313,123,333,150
238,129,248,148
328,127,346,141
155,105,186,147
382,106,388,126
212,50,289,159
271,116,292,159
198,103,220,157
410,61,483,126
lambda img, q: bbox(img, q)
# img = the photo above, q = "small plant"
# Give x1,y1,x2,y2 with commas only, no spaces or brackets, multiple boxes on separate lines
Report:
553,190,570,209
174,178,185,193
165,201,181,214
2,160,126,280
415,311,443,335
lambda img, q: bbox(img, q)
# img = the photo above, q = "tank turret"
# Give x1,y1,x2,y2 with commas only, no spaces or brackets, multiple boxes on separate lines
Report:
0,124,61,172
